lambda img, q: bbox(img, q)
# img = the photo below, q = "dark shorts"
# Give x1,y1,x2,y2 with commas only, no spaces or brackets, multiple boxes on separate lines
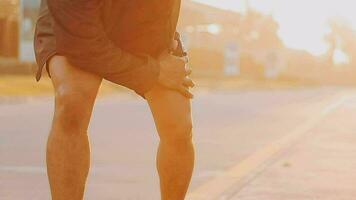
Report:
34,0,187,99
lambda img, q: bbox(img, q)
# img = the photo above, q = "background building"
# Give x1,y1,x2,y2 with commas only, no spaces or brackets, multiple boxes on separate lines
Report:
0,0,20,58
0,0,307,80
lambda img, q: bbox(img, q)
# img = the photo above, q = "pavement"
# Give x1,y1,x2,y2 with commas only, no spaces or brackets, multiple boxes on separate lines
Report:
228,94,356,200
187,91,356,200
1,87,356,200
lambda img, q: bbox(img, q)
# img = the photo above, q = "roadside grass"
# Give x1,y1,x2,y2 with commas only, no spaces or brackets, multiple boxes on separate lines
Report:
0,75,53,96
0,75,128,97
196,75,320,90
0,74,318,97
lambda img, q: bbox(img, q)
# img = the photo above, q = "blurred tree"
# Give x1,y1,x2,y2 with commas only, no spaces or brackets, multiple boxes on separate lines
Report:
324,27,337,66
325,19,356,66
238,10,283,50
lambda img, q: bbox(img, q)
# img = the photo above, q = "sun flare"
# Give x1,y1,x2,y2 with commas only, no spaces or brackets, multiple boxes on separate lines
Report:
193,0,356,56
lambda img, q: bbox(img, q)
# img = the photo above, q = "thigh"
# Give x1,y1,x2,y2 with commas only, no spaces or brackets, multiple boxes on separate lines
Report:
145,84,192,136
48,55,102,100
48,56,103,131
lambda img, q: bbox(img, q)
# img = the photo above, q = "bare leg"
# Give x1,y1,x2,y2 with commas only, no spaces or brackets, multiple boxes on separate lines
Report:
145,85,195,200
46,56,102,200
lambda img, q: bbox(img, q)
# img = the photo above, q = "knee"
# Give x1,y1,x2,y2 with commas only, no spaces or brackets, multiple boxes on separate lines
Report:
159,118,194,147
54,88,94,133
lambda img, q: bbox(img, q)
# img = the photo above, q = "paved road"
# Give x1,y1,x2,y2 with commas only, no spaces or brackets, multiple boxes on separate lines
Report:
0,87,348,199
228,93,356,200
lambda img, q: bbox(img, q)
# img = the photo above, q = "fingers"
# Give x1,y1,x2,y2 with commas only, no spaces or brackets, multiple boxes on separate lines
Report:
158,78,194,99
185,68,192,76
177,86,194,99
183,77,195,88
171,40,179,51
178,55,189,64
171,56,191,76
182,55,189,63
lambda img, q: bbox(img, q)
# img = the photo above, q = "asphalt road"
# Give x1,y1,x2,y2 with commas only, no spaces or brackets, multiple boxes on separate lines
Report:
0,87,345,199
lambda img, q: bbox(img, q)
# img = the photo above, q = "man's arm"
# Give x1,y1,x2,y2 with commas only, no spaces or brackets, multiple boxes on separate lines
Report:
47,0,160,95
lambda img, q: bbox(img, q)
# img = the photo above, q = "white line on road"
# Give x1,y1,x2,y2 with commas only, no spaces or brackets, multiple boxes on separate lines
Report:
0,166,46,174
186,93,349,200
322,95,348,115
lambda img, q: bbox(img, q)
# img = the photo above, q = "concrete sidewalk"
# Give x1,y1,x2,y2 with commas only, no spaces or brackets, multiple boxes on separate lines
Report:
228,96,356,200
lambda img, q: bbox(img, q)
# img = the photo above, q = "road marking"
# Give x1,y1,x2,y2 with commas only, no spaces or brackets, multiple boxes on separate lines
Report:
321,95,347,115
187,93,348,200
0,166,46,174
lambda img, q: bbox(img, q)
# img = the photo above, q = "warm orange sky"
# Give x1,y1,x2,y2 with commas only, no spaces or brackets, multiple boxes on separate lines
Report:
193,0,356,57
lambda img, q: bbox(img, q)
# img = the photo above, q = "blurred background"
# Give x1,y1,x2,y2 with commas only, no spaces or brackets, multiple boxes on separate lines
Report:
1,0,356,199
1,0,356,86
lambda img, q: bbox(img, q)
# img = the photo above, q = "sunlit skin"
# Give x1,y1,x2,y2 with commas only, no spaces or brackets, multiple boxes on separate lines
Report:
46,41,195,200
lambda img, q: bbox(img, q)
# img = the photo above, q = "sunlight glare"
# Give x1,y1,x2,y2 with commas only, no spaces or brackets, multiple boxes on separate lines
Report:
193,0,356,56
333,49,350,65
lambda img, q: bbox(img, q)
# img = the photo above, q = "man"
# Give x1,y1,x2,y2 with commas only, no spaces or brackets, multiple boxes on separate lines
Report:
33,0,195,199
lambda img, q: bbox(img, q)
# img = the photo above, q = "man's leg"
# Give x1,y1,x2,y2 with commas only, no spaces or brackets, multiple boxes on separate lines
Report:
145,85,195,200
46,56,102,200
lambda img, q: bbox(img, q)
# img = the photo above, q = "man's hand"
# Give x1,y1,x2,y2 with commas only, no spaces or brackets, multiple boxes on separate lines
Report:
157,51,195,98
